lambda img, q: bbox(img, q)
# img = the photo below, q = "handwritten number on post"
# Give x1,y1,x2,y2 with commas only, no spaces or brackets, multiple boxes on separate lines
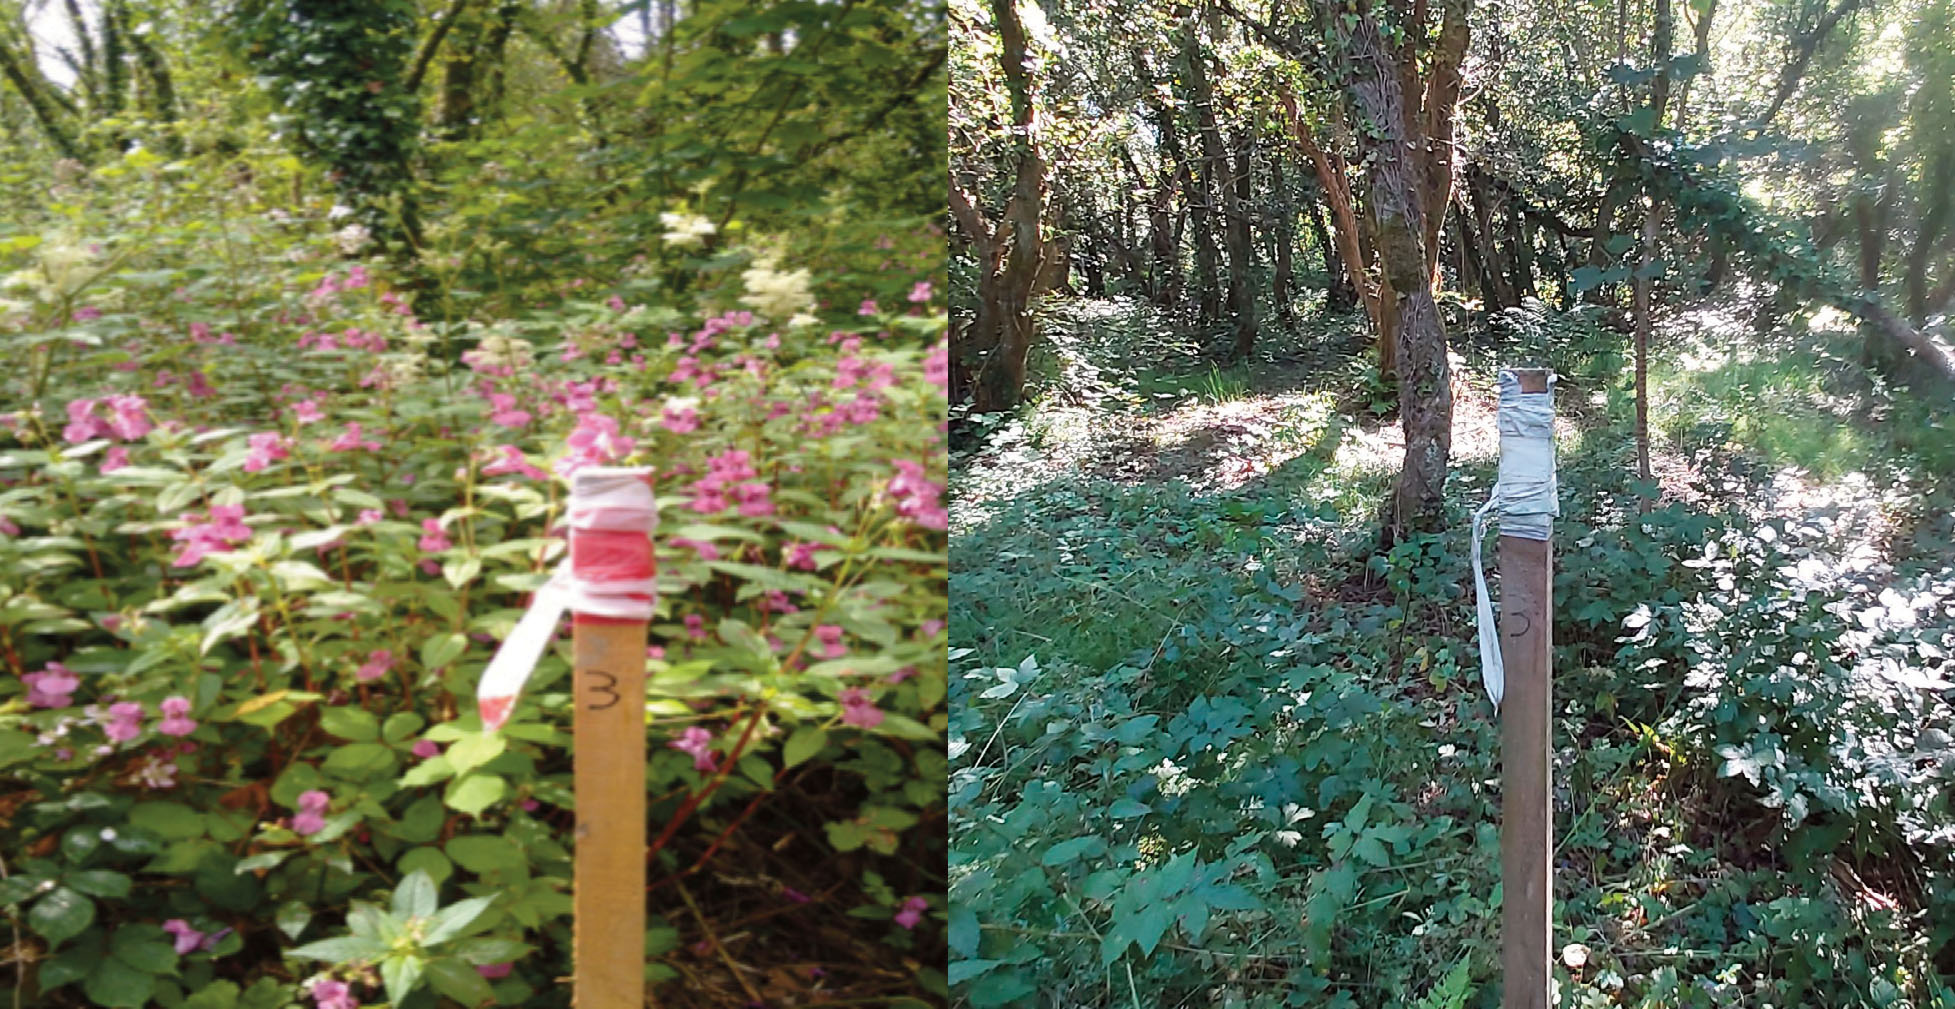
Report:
584,669,621,710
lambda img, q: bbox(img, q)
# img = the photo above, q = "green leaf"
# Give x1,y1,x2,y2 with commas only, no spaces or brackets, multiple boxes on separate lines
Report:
445,836,525,876
442,555,483,590
422,632,468,671
422,896,496,946
445,732,505,776
319,705,380,742
28,886,95,946
393,870,439,920
947,904,980,959
1040,836,1106,867
444,773,506,816
397,847,454,888
183,980,242,1009
65,869,132,898
276,900,312,941
1109,798,1151,819
382,712,427,743
130,801,208,840
451,936,530,965
782,726,827,768
381,954,426,1006
285,935,388,963
83,954,156,1008
110,923,180,972
425,955,496,1006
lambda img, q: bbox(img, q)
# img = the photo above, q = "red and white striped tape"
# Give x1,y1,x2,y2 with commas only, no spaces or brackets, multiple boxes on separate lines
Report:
477,467,657,732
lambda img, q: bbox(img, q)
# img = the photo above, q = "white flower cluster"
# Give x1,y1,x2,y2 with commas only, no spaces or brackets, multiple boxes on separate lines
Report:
659,212,717,248
335,223,373,255
739,254,814,321
2,233,96,302
464,330,536,372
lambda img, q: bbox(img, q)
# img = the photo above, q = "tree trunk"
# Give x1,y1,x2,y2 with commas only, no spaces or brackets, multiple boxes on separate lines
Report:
1466,167,1516,308
1308,196,1358,313
1752,0,1862,136
1506,191,1538,302
1182,13,1254,354
1419,0,1471,290
1228,127,1260,357
0,42,86,161
1633,198,1657,504
1855,189,1887,291
947,0,1047,414
1674,0,1715,134
1281,89,1379,328
1347,8,1453,543
1273,154,1296,325
1906,155,1953,324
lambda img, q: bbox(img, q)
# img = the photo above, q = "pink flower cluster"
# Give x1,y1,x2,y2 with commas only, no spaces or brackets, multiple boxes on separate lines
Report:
308,977,358,1009
188,322,237,346
327,423,381,453
63,394,152,444
669,726,717,771
557,412,634,476
487,392,531,429
483,444,547,481
840,687,883,729
418,520,451,553
924,341,948,391
244,432,291,472
104,701,145,742
163,918,227,954
157,696,198,736
687,450,771,516
356,650,394,682
91,694,197,743
22,663,79,707
170,505,252,566
894,895,929,929
292,789,332,835
888,461,946,531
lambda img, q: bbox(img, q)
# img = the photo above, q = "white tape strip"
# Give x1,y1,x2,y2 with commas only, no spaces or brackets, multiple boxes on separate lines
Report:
476,466,657,731
1472,371,1557,712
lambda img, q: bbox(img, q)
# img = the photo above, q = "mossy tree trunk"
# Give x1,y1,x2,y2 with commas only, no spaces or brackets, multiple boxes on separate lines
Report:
1345,6,1453,542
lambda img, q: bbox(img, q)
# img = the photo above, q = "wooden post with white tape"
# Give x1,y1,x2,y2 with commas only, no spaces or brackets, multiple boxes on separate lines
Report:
568,467,654,1008
1498,368,1554,1009
476,466,656,1007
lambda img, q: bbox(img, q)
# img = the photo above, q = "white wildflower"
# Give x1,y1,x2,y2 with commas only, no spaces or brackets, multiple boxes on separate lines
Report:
739,254,814,321
335,223,372,255
659,212,717,248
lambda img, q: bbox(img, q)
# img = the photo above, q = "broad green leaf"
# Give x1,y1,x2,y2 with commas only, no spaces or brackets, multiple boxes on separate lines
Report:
783,726,827,768
28,887,95,946
393,870,439,920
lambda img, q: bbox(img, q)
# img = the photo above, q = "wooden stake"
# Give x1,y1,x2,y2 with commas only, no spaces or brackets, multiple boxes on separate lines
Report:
1500,367,1553,1009
574,616,648,1008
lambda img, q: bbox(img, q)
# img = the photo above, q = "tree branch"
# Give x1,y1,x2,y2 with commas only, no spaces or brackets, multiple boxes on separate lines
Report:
406,0,474,94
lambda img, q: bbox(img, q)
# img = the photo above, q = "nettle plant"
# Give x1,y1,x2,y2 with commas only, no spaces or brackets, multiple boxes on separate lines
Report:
0,224,947,1006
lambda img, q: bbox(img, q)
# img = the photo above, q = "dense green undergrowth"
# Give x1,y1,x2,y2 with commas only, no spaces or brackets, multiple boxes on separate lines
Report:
949,297,1955,1008
0,144,948,1007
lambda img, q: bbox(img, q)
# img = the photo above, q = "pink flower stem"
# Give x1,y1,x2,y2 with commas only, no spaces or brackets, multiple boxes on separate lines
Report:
643,702,767,883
